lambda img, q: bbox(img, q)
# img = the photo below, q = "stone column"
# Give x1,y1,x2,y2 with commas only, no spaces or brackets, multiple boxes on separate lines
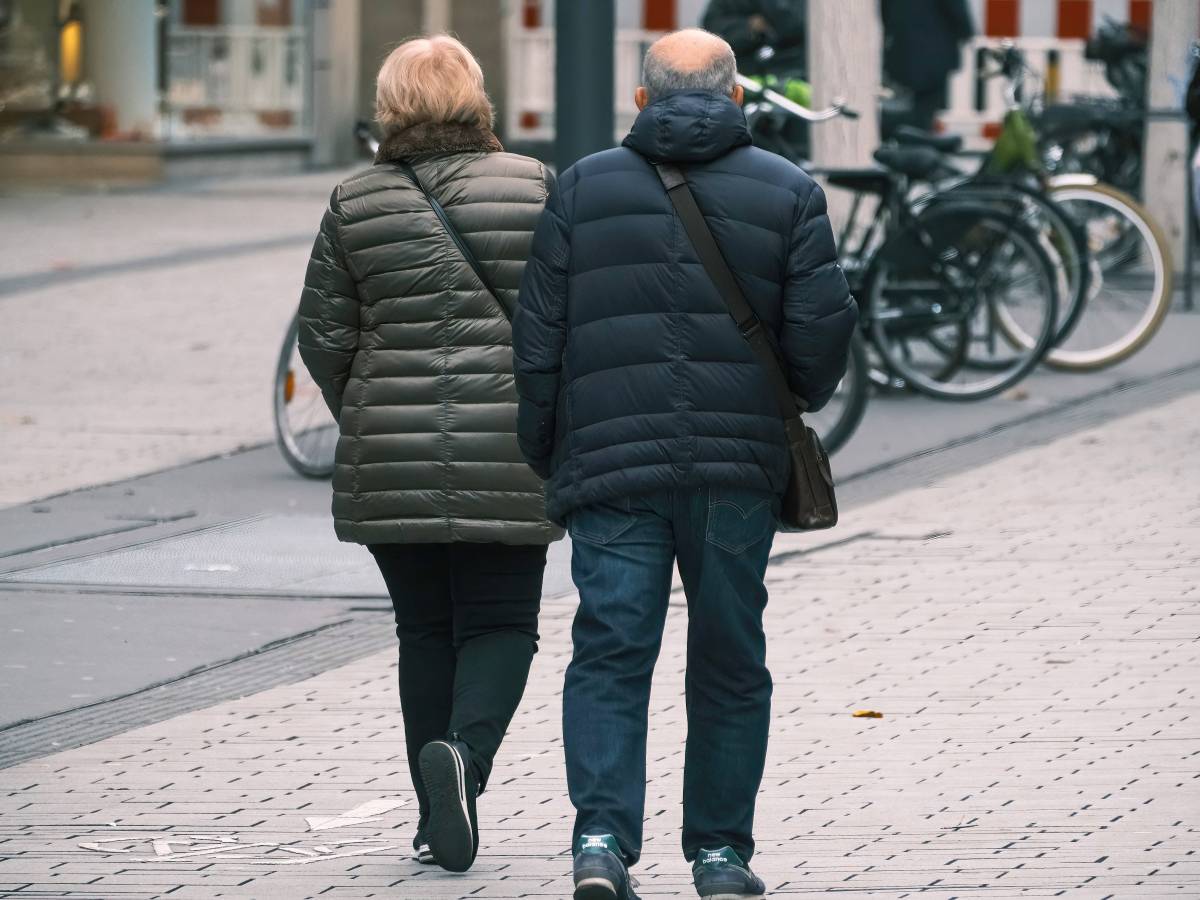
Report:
81,0,159,138
806,0,882,233
423,0,451,34
1142,2,1199,269
311,0,362,166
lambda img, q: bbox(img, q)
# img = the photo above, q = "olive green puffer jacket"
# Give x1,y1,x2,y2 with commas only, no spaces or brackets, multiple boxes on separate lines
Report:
298,122,561,546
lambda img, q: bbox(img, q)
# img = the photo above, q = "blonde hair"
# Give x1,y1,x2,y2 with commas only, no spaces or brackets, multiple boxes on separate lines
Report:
375,35,494,131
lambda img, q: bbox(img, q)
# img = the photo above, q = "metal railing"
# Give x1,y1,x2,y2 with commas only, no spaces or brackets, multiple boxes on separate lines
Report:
165,25,308,138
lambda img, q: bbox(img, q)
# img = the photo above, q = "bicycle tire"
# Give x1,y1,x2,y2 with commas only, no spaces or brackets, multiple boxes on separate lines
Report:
273,312,338,478
1038,179,1173,371
863,202,1060,402
937,176,1089,350
809,331,870,455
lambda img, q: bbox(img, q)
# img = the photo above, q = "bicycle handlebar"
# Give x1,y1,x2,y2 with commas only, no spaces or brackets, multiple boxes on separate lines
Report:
736,74,859,122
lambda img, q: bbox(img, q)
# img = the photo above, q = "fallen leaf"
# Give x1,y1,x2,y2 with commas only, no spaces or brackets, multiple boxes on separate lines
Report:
852,709,883,718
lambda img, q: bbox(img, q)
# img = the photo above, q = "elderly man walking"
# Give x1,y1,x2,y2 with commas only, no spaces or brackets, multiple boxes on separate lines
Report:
514,28,856,900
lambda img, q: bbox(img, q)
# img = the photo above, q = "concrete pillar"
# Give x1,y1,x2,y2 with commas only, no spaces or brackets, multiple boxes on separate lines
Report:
1142,2,1198,269
311,0,361,166
356,1,421,125
423,0,451,34
806,0,882,232
82,0,159,137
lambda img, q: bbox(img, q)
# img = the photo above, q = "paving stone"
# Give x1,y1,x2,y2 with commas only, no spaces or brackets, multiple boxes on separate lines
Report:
1,393,1198,897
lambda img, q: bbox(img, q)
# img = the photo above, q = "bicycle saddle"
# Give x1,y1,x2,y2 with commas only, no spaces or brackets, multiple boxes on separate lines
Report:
815,166,894,196
873,146,948,182
893,126,964,154
1038,101,1140,132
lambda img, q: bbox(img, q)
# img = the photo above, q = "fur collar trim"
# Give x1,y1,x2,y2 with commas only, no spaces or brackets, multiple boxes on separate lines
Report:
374,121,503,163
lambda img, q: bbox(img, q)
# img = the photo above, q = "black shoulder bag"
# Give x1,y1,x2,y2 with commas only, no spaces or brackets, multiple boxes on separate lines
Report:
398,162,511,321
653,162,838,531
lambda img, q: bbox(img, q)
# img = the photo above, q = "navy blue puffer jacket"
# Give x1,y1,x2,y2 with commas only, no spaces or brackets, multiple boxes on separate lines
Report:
513,91,857,523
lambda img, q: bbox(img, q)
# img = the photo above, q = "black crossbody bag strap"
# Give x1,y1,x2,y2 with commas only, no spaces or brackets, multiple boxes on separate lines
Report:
652,162,803,422
653,160,839,532
398,162,512,322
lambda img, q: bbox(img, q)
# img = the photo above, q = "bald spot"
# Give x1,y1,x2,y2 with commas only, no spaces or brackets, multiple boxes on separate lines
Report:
647,28,733,74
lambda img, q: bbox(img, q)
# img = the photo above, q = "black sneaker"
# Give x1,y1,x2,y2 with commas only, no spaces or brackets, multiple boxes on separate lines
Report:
573,834,640,900
692,846,766,899
418,738,479,872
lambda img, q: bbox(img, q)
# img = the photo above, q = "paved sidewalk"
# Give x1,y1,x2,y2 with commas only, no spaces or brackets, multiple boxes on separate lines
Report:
0,171,353,508
0,392,1197,899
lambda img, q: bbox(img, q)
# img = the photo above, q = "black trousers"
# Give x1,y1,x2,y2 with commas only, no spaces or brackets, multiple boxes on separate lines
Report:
369,542,548,826
910,82,950,133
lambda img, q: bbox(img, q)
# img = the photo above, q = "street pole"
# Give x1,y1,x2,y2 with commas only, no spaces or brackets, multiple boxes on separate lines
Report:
1142,2,1199,272
555,0,614,173
806,0,881,233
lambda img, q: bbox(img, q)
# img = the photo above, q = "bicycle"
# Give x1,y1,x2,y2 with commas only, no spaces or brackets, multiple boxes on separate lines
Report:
895,44,1173,373
829,159,1061,401
273,311,338,478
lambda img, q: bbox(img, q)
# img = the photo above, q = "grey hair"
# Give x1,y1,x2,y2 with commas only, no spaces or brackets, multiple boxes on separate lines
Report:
642,32,737,101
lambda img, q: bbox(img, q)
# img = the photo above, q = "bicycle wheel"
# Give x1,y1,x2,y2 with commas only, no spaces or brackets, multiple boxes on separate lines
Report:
1034,179,1172,371
273,312,338,478
864,202,1059,401
938,177,1088,350
809,331,869,455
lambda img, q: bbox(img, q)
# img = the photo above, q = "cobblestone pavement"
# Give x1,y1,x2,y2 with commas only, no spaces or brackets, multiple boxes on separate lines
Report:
0,172,350,508
0,391,1197,899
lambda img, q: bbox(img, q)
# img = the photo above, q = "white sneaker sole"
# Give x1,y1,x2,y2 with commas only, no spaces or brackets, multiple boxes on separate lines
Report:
574,877,618,899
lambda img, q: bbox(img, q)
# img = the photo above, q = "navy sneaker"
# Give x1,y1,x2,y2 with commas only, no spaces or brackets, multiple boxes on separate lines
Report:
573,834,640,900
692,846,766,899
418,738,479,872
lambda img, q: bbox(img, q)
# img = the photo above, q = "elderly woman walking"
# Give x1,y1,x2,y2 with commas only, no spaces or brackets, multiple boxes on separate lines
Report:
297,35,559,873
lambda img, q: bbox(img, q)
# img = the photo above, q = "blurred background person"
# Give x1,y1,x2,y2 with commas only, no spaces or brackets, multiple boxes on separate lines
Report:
880,0,974,133
298,34,560,875
703,0,807,78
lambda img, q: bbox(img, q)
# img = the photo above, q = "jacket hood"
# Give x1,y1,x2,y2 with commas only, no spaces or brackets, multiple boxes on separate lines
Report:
621,91,752,163
375,121,504,163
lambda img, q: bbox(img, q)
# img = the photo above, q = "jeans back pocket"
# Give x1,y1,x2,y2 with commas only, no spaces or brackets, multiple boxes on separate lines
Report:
567,497,636,545
705,488,776,554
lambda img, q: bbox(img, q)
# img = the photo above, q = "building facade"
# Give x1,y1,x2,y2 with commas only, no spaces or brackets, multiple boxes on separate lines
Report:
0,0,1171,185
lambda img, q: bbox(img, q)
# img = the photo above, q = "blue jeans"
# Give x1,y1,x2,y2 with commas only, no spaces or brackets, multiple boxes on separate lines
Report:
563,486,778,865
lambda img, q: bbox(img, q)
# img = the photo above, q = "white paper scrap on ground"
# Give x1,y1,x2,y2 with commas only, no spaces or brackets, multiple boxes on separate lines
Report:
304,797,407,831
